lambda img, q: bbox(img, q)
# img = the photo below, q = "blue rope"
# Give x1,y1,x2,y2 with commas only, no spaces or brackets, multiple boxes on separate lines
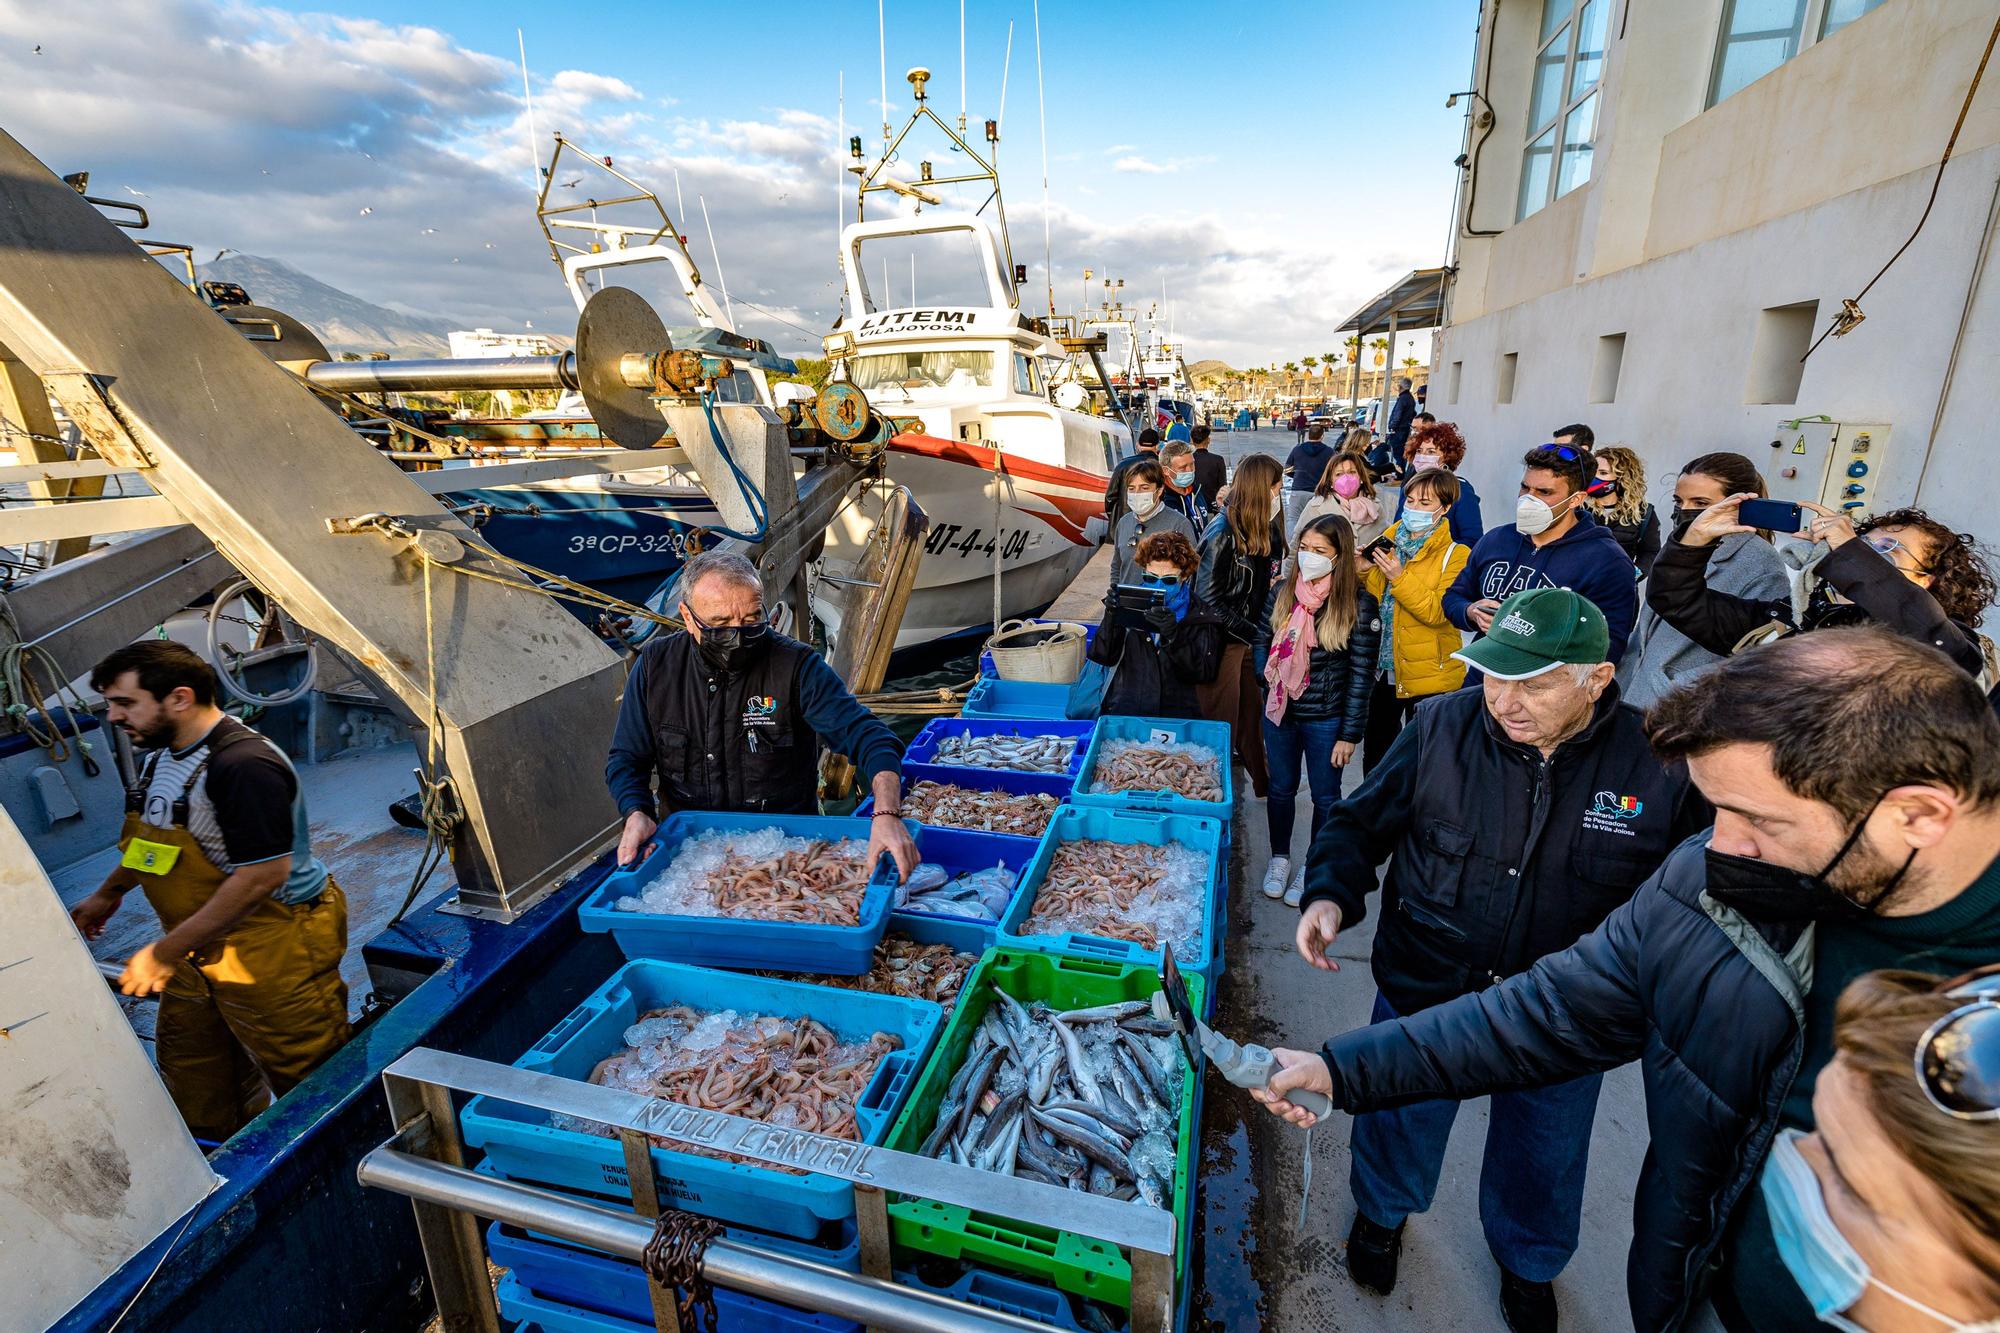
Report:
698,390,769,543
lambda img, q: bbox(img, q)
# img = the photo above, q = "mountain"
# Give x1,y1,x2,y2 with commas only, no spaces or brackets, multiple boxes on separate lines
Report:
196,253,458,356
1183,357,1237,386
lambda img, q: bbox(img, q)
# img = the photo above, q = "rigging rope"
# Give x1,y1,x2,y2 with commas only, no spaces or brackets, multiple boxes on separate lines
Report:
0,596,101,776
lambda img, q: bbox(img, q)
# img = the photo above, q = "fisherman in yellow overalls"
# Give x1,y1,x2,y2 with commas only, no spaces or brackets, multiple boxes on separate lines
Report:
70,641,350,1143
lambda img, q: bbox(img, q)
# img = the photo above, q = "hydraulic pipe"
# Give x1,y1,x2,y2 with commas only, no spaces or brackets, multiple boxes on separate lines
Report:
357,1148,1056,1333
302,354,580,394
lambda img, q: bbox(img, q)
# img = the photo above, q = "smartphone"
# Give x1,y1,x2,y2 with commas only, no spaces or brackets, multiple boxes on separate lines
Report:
1737,498,1804,533
1361,535,1395,561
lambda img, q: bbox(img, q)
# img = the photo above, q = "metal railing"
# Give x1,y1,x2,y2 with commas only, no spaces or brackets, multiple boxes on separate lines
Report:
363,1046,1179,1333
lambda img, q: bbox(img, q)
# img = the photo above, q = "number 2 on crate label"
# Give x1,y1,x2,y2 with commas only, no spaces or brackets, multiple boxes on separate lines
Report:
1148,727,1175,745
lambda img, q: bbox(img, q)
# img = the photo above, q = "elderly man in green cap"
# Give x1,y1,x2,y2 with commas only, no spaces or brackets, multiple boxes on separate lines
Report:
1279,586,1711,1332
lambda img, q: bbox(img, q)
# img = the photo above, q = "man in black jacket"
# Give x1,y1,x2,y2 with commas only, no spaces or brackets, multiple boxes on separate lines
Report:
1258,627,2000,1333
1294,586,1709,1331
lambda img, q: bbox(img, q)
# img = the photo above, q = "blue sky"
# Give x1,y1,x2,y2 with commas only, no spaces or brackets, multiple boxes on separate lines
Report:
0,0,1475,364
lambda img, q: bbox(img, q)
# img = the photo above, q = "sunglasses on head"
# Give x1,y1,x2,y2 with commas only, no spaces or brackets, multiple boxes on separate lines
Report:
1916,963,2000,1120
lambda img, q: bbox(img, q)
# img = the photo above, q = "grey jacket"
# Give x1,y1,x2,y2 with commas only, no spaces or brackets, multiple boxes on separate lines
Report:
1109,505,1196,587
1617,531,1788,710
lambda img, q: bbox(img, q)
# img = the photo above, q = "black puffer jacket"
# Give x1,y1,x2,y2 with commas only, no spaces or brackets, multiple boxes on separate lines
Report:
1195,513,1286,646
1251,585,1381,736
1315,836,1807,1333
1086,595,1226,719
1300,683,1710,1012
1648,533,1985,675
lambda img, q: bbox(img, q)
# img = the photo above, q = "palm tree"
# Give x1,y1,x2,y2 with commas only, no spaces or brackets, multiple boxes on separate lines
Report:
1343,334,1361,363
1369,338,1389,368
1302,356,1319,380
1401,355,1420,371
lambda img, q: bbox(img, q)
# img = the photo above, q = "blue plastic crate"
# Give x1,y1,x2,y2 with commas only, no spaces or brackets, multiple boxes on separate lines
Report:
979,619,1099,678
883,824,1040,956
577,813,917,974
1072,716,1234,821
997,805,1225,1000
459,959,942,1238
961,677,1072,719
895,1264,1087,1330
497,1268,858,1333
860,762,1075,835
904,718,1097,778
491,1225,860,1331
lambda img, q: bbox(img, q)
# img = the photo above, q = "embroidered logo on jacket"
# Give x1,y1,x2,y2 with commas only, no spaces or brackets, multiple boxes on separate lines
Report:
1582,790,1644,836
742,695,780,729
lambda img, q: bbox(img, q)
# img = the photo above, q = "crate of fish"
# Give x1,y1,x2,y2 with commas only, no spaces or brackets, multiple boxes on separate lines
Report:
904,718,1096,778
979,619,1099,678
996,805,1225,995
458,959,942,1239
1072,716,1233,821
859,763,1073,839
882,826,1041,955
490,1223,861,1332
577,813,916,974
751,933,984,1015
960,677,1072,720
882,949,1203,1311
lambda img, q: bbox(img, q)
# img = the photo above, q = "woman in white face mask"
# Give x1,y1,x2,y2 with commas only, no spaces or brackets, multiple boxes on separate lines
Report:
1750,967,2000,1332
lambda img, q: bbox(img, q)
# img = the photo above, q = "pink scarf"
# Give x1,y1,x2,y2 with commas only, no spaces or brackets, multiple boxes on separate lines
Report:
1264,575,1330,723
1336,492,1381,529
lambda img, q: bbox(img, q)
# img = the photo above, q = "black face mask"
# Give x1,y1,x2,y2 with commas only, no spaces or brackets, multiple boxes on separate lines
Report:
1671,506,1704,530
695,620,771,674
1703,801,1917,923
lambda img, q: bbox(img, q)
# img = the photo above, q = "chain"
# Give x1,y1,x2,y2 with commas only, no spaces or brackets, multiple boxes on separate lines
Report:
638,1210,725,1332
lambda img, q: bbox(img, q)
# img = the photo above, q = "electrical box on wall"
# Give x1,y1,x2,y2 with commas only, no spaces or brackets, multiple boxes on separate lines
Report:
1766,419,1892,520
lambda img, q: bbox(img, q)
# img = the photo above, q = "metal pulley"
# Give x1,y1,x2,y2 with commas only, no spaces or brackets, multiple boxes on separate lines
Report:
813,381,872,443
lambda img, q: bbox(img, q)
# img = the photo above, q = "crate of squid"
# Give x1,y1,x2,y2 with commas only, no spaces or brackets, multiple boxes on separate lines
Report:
996,804,1224,1006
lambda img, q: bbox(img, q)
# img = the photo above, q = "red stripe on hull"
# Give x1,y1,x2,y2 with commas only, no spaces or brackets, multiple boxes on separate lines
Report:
887,432,1108,545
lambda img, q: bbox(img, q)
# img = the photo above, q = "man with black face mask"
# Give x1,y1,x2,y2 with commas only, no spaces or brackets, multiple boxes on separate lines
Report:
605,550,917,880
1250,628,2000,1333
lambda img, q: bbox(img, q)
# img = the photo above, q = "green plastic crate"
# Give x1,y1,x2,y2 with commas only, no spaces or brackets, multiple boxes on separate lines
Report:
881,948,1203,1311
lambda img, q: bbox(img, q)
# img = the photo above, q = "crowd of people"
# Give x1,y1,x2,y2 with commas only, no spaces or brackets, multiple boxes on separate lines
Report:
1087,413,2000,1332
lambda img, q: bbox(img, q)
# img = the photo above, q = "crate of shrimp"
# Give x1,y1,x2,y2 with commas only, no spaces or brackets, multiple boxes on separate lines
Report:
994,805,1223,1001
576,813,914,974
1072,716,1233,821
860,762,1073,840
458,958,942,1239
882,948,1204,1312
904,718,1096,778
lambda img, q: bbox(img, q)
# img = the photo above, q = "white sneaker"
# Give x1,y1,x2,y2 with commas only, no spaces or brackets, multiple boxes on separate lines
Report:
1283,864,1307,908
1261,856,1292,899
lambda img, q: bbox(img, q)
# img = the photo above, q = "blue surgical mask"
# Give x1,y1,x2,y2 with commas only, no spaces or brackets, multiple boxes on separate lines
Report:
1402,509,1439,534
1170,470,1195,488
1763,1129,2000,1331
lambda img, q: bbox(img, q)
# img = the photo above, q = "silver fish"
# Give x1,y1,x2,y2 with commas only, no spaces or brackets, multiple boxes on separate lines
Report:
1056,1000,1151,1024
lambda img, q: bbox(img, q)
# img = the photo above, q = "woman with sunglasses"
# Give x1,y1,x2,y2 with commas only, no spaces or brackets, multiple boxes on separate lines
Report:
1086,529,1226,719
1749,966,2000,1331
1650,500,1997,682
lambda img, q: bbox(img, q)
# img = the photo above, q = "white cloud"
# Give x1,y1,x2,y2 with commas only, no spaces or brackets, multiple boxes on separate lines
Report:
1112,155,1173,175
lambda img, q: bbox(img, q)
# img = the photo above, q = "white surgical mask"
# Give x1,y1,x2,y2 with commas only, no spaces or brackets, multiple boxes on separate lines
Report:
1402,508,1439,534
1412,453,1444,472
1516,493,1567,536
1296,550,1335,581
1269,492,1283,520
1127,489,1159,518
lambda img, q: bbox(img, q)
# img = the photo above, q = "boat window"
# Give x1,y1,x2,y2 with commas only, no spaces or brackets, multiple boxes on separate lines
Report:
1013,354,1041,396
848,351,996,396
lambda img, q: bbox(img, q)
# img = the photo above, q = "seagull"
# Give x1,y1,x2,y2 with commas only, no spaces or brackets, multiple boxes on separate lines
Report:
210,248,233,263
420,227,438,234
560,178,580,189
33,44,42,54
124,185,148,197
483,242,495,249
358,206,373,216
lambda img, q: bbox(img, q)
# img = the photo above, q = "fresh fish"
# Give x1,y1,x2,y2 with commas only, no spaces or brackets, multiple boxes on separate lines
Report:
993,990,1035,1044
1088,1165,1119,1196
977,1090,1025,1152
1116,1030,1173,1106
1117,1016,1180,1038
1043,1098,1141,1144
1050,1018,1103,1107
1031,1105,1135,1175
1028,1042,1064,1103
1056,1000,1151,1024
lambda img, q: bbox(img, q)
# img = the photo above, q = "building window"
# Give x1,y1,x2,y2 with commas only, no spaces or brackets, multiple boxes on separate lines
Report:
1519,0,1608,220
1498,352,1520,405
1448,360,1464,404
1708,0,1885,108
1745,301,1819,404
1590,333,1626,404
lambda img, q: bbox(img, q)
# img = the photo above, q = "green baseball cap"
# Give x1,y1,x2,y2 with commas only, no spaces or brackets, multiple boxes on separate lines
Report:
1454,586,1609,680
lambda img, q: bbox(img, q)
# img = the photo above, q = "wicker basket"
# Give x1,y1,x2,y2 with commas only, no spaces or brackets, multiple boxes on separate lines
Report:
984,619,1089,684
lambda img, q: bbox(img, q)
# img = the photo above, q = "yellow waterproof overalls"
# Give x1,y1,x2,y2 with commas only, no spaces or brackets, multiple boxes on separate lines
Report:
119,731,351,1142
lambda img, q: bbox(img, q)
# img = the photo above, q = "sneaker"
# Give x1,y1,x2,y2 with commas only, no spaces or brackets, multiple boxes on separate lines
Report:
1499,1270,1559,1333
1282,864,1306,908
1345,1214,1404,1295
1260,856,1292,899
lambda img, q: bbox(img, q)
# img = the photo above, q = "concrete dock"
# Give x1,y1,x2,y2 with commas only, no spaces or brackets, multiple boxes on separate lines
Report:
1048,427,1699,1333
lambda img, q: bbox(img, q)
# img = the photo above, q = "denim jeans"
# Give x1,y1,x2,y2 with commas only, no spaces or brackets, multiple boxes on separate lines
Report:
1348,991,1603,1282
1261,714,1344,855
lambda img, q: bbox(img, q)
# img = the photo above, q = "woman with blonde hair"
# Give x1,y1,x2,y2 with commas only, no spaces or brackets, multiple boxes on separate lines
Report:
1590,445,1661,578
1250,512,1379,904
1196,452,1287,799
1742,965,2000,1330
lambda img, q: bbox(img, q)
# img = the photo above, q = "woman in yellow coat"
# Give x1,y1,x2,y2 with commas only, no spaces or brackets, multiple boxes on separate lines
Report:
1359,467,1471,772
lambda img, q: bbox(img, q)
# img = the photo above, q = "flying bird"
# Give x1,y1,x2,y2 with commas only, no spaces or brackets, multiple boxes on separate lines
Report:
420,227,438,234
483,242,496,249
210,248,234,263
560,178,581,189
34,44,42,54
358,206,373,216
124,186,148,197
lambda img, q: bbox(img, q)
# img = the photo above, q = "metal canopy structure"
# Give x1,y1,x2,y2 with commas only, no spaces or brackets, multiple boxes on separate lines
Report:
1336,267,1449,337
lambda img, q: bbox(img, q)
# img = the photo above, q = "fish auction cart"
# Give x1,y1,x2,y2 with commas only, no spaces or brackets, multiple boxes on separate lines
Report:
0,122,1214,1333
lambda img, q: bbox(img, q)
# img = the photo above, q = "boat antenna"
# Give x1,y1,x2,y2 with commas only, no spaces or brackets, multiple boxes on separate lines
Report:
836,70,847,321
698,193,737,328
1033,0,1052,316
959,0,968,132
878,0,891,144
517,29,541,193
998,21,1013,141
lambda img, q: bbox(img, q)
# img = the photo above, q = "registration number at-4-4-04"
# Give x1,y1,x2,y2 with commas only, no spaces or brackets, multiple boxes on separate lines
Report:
922,525,1031,561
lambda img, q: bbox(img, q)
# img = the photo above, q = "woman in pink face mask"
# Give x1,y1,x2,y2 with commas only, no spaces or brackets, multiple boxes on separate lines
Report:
1293,450,1390,558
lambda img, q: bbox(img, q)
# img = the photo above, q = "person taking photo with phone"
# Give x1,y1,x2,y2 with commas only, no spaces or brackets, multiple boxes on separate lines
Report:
1649,498,1996,682
1087,530,1225,719
1361,467,1472,771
